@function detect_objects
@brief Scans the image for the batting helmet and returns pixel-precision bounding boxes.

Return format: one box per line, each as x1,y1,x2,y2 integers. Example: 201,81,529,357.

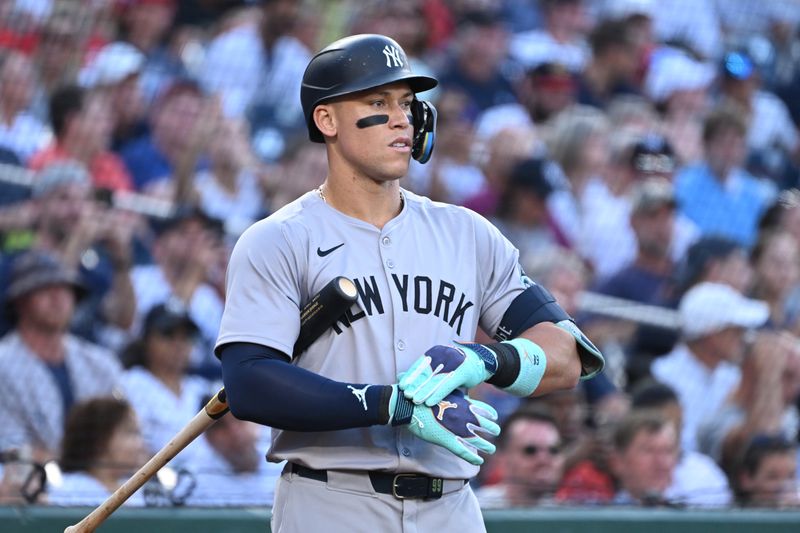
301,34,438,152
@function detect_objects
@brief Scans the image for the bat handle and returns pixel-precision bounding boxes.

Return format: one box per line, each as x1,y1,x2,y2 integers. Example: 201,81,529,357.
63,389,229,532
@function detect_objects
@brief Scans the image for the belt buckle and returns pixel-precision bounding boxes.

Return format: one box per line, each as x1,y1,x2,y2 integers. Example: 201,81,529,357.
392,474,417,499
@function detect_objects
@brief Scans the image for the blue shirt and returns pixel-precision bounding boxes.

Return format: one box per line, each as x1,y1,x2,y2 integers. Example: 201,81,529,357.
119,136,172,191
674,163,775,247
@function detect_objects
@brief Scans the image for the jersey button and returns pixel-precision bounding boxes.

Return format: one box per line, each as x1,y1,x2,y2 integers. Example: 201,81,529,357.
386,259,395,269
382,236,391,246
396,340,406,351
402,448,411,457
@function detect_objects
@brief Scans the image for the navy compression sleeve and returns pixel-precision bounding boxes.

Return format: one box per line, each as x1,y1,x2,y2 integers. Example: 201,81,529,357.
219,342,392,431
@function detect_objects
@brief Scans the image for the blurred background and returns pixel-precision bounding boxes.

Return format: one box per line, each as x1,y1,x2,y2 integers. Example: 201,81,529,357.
1,0,800,525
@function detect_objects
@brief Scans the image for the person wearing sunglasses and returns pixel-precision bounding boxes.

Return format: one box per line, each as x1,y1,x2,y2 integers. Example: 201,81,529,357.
475,404,565,508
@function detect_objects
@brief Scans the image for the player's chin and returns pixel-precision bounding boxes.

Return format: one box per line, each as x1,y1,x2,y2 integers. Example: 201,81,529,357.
375,155,411,180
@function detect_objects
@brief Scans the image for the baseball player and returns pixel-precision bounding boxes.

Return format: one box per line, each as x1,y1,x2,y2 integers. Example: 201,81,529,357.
216,34,604,533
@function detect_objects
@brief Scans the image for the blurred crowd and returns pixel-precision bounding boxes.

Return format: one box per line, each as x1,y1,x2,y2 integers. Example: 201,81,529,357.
0,0,799,511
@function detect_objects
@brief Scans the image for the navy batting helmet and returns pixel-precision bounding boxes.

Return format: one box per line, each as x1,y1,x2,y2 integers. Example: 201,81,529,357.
301,34,438,146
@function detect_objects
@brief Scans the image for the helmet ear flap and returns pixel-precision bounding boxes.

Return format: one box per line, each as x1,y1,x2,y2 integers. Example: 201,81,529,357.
411,99,437,164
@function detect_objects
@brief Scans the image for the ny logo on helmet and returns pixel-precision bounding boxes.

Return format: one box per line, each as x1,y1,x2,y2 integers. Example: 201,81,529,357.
383,45,404,68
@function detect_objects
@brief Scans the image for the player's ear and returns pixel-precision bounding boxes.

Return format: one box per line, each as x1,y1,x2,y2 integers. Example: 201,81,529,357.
314,104,337,140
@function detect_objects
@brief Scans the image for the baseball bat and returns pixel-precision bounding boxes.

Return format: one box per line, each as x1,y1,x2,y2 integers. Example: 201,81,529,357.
65,276,358,533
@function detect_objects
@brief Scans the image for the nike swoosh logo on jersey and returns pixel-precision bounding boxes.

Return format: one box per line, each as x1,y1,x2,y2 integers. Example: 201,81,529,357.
317,243,345,257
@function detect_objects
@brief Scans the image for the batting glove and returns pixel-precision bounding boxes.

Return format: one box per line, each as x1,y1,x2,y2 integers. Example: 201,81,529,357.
399,343,499,406
388,385,500,465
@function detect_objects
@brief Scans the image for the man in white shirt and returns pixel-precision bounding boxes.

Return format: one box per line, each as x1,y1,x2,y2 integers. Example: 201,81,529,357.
651,282,769,452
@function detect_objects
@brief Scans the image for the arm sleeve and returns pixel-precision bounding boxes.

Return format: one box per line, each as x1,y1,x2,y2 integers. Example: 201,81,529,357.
220,342,391,431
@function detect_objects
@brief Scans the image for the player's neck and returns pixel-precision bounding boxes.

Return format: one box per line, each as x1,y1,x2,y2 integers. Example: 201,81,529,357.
319,178,403,229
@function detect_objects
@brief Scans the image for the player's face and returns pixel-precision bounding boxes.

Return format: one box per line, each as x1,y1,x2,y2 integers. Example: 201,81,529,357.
329,82,415,183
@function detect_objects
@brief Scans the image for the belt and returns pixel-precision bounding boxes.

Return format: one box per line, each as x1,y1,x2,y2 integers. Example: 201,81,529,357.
289,463,466,500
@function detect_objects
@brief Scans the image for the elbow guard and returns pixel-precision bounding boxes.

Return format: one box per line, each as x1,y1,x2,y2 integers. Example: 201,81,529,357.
494,284,604,379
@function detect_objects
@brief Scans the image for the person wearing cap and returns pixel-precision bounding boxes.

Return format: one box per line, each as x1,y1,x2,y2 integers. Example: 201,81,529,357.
28,84,133,192
0,250,122,462
79,41,150,151
119,302,214,466
718,50,800,187
0,50,52,164
651,282,770,452
696,325,800,474
674,105,776,248
645,47,715,165
0,161,139,343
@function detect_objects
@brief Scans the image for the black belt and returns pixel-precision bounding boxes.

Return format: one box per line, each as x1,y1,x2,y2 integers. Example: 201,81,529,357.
290,463,465,500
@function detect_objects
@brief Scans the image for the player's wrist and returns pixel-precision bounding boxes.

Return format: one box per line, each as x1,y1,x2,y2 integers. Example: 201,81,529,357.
485,338,547,397
380,385,415,426
452,342,498,380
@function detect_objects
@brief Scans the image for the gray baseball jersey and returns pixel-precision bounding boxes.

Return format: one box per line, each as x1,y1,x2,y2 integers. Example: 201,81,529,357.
216,188,527,479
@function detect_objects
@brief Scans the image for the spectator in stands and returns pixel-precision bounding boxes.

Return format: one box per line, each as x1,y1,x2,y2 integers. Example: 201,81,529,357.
474,62,577,140
734,433,800,508
120,303,213,466
78,41,150,151
750,230,800,331
545,105,611,249
630,380,732,507
462,126,542,219
575,18,641,109
0,162,139,343
182,117,269,237
119,79,211,196
579,130,642,278
476,406,565,508
29,85,133,191
697,330,800,473
554,390,627,505
29,10,85,122
48,397,148,506
130,205,225,376
415,89,485,204
186,405,282,506
606,95,659,136
116,0,184,104
718,50,800,188
491,157,560,258
651,282,770,452
675,235,753,297
436,9,516,116
674,105,776,247
590,178,686,369
609,410,679,506
0,250,121,462
509,0,589,72
644,47,714,165
0,50,51,163
200,0,311,161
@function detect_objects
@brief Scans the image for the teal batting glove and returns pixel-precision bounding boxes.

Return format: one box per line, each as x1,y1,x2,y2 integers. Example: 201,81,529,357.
399,343,498,407
388,385,500,466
